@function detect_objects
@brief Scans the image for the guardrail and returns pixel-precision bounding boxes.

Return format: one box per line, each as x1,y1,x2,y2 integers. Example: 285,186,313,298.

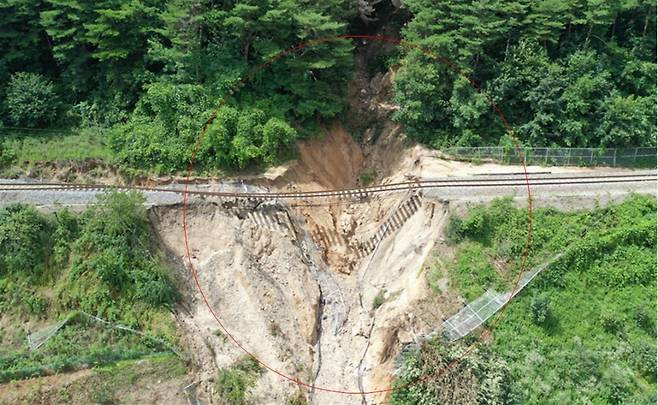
443,146,657,168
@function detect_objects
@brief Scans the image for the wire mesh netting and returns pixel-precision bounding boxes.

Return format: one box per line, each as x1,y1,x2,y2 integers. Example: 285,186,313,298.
26,311,182,356
26,319,69,351
444,147,657,168
442,254,563,342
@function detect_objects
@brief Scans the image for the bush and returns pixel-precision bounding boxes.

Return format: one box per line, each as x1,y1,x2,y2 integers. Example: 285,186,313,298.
530,294,552,326
359,168,377,186
0,204,52,279
215,356,263,405
0,142,17,167
601,312,625,335
633,307,654,334
445,214,464,244
391,340,517,404
4,73,58,128
71,191,177,310
372,289,386,310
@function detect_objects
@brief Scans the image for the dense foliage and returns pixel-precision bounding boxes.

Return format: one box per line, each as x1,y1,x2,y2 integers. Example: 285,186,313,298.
0,1,654,172
394,0,657,148
392,339,519,404
0,0,355,172
5,72,59,128
0,192,180,384
424,195,657,403
0,192,177,321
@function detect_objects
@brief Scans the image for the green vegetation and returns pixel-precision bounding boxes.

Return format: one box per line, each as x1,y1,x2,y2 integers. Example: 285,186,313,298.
89,353,187,404
0,314,175,383
372,288,386,310
1,352,186,403
215,356,264,405
1,1,654,175
412,195,657,403
5,72,59,128
393,1,656,148
359,168,377,186
286,392,308,405
0,128,112,167
392,339,518,404
0,191,178,318
0,0,355,173
0,191,180,383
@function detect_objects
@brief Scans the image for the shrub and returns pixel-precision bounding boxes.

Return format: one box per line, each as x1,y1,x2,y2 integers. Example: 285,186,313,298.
70,191,177,312
0,204,52,279
372,289,386,310
0,142,17,167
601,312,625,335
445,214,464,244
359,168,377,186
633,307,654,334
215,356,263,405
391,340,517,404
4,72,58,128
460,210,486,238
286,392,307,405
530,294,552,326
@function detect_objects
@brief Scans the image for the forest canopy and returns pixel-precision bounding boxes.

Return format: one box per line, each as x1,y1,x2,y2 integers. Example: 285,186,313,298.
0,0,655,172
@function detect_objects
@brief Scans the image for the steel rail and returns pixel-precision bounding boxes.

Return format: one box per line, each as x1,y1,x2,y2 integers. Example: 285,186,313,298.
0,173,655,200
0,171,653,188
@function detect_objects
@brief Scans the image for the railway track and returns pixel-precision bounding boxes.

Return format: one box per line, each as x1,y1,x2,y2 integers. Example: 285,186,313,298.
0,172,655,201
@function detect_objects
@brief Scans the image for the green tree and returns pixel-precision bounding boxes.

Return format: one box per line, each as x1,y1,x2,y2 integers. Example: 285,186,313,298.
596,92,656,147
0,0,53,86
261,118,296,164
5,72,58,127
83,0,167,110
40,0,97,99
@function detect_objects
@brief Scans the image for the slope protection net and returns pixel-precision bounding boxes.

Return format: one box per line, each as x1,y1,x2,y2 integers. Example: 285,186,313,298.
442,253,563,342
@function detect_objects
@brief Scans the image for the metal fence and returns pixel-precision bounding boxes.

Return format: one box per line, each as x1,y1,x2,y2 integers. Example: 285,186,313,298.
443,146,657,168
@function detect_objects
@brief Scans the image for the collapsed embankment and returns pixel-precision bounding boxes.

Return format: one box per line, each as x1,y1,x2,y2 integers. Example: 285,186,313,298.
149,122,456,404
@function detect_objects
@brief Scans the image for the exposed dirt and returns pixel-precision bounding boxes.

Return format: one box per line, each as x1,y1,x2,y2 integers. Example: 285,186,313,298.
2,39,647,404
150,200,322,403
0,356,188,405
143,118,454,402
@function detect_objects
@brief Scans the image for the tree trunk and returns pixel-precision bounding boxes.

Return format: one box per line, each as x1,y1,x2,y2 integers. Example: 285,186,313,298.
504,32,511,60
643,13,649,37
242,32,255,63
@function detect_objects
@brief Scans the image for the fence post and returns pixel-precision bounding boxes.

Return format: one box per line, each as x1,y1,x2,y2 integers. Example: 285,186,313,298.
545,148,548,165
613,148,617,167
523,148,527,165
566,148,571,166
499,147,504,162
590,149,594,166
633,147,638,166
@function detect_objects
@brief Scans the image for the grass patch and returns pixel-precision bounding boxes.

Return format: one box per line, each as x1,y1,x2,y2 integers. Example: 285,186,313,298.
215,356,264,404
90,353,186,403
0,316,177,383
0,127,113,166
286,391,308,405
420,195,657,404
372,289,387,310
359,168,377,186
